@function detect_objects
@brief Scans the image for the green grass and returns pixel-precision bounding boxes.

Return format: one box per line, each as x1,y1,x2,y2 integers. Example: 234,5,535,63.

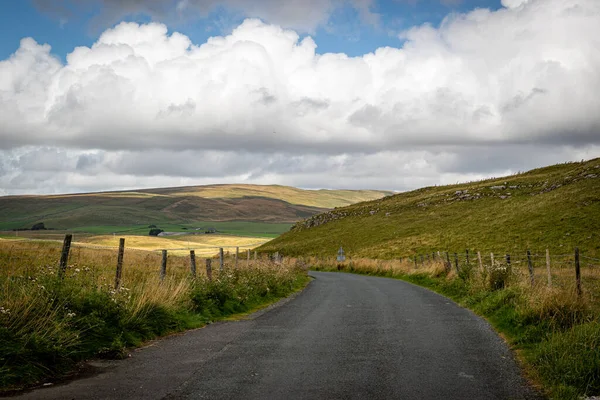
65,221,292,238
259,158,600,258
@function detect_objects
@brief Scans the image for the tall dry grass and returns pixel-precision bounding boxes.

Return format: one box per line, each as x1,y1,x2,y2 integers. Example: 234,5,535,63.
0,239,308,391
309,253,599,313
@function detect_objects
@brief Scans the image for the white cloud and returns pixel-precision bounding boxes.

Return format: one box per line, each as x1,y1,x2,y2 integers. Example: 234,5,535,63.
1,0,600,194
501,0,529,9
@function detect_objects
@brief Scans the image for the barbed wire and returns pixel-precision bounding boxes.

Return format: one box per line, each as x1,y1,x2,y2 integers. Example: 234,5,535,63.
581,255,600,262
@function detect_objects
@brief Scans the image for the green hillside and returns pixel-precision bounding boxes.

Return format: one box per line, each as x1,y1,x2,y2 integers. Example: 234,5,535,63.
0,184,391,237
259,159,600,257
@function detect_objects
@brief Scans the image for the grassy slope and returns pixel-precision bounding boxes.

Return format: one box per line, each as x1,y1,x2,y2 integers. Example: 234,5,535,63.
259,159,600,258
0,185,390,235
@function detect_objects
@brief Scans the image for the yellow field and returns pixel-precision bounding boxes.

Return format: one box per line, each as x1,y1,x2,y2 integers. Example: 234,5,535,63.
80,234,269,256
0,233,270,258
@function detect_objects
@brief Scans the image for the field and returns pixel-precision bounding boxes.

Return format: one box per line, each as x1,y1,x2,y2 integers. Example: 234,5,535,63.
259,158,600,258
0,231,271,258
0,238,309,392
69,221,293,238
0,184,391,235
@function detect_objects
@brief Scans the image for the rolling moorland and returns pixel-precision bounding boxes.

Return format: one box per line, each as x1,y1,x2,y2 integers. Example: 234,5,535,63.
259,158,600,258
0,184,391,238
2,160,600,398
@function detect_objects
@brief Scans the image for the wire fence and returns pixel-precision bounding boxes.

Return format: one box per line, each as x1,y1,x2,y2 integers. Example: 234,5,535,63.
403,247,599,300
0,235,281,291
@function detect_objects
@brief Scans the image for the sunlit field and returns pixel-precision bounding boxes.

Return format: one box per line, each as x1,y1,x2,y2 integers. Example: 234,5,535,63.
0,232,270,257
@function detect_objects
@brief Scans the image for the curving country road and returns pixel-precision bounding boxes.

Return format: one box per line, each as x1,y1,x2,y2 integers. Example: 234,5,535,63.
17,272,542,400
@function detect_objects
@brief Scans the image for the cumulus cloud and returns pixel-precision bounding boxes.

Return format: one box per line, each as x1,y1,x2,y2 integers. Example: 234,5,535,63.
501,0,530,8
1,0,600,195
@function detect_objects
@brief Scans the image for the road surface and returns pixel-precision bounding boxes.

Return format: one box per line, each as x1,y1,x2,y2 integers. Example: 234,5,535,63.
16,271,541,399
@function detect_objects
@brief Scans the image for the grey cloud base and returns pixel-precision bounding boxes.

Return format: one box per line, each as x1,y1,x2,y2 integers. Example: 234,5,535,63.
1,145,598,195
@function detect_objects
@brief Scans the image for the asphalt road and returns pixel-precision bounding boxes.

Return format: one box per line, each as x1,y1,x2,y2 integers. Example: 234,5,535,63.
16,271,542,400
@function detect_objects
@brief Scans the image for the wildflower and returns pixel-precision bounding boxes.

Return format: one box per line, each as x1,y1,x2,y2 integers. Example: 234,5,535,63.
75,268,80,273
66,312,76,318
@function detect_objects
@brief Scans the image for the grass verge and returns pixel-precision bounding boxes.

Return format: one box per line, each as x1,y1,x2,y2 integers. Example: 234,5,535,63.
0,241,309,393
311,258,599,400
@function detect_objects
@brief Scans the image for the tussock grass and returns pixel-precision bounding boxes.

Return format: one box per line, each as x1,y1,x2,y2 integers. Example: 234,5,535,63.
311,256,599,399
0,240,308,392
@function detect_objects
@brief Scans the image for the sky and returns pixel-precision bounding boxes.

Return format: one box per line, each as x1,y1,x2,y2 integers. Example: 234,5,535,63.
0,0,599,195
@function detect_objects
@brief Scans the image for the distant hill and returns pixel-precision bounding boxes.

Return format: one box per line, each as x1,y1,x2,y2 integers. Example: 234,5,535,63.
258,159,600,257
0,184,392,237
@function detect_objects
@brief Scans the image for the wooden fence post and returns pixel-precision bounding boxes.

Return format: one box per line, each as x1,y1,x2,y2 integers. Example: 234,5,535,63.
526,250,534,287
466,249,470,265
219,248,224,271
505,254,511,274
490,252,495,268
420,254,424,265
206,258,212,281
414,256,418,269
190,250,196,278
454,252,459,273
545,249,552,287
160,250,167,281
575,247,582,298
477,251,483,272
445,252,451,272
235,247,239,269
114,238,125,289
58,234,73,279
254,251,257,261
247,249,250,267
